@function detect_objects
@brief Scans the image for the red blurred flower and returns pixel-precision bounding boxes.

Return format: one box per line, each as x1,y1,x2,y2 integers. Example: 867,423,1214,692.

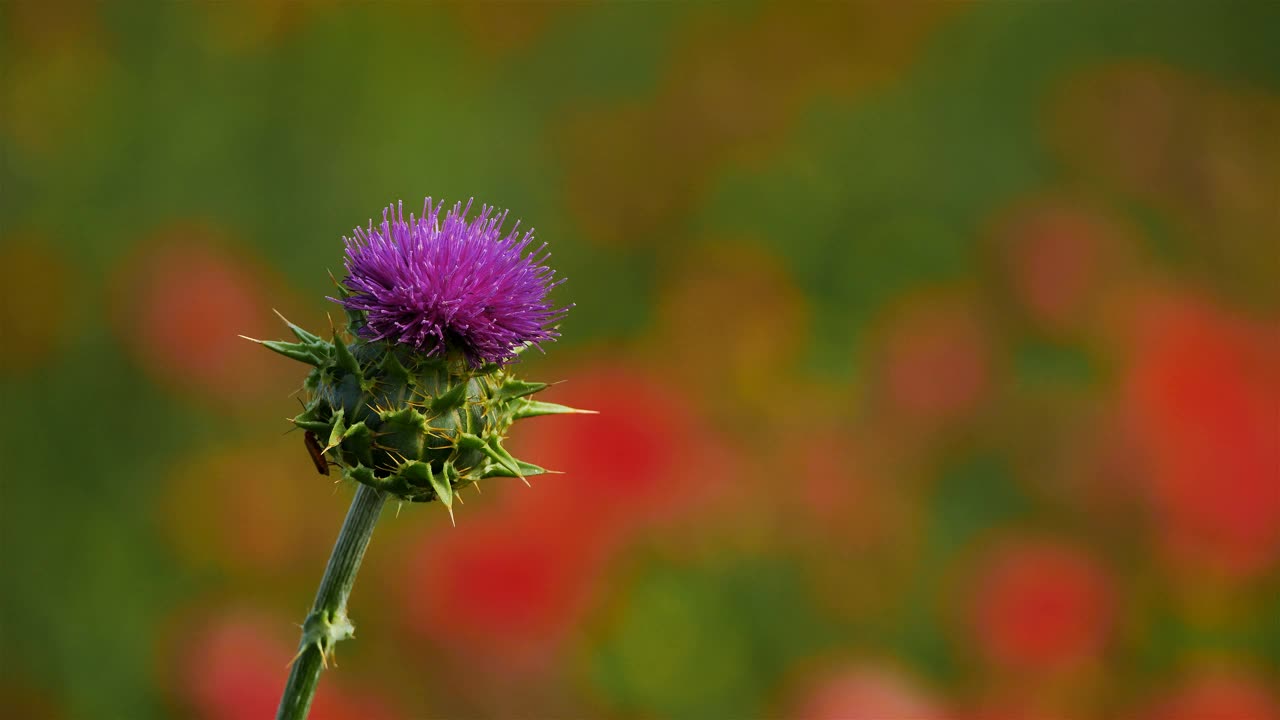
789,427,903,553
508,361,721,539
966,701,1067,720
404,361,725,668
110,224,299,410
787,664,951,720
1140,671,1279,720
404,501,604,669
969,539,1112,672
1124,292,1280,578
172,608,399,720
992,196,1131,333
875,291,993,434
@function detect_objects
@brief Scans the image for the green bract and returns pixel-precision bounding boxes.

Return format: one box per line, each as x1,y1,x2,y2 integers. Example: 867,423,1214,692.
250,311,585,520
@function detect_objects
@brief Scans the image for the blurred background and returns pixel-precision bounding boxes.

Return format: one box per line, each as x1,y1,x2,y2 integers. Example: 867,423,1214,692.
2,2,1278,719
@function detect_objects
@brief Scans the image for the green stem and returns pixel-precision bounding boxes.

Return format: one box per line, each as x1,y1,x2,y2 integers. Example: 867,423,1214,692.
276,483,387,720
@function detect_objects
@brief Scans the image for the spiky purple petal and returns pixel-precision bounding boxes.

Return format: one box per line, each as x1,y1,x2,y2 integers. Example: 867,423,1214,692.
335,198,567,366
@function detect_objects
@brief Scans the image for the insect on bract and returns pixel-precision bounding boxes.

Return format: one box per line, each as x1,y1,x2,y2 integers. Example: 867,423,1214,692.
304,430,330,476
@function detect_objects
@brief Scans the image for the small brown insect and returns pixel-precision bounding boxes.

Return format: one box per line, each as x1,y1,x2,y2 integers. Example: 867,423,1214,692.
304,431,330,476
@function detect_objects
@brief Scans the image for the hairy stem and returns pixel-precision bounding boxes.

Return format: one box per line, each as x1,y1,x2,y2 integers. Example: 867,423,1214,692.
276,483,387,720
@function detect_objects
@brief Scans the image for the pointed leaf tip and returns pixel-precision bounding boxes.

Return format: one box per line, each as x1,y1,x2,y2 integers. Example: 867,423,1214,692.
496,379,548,401
378,351,412,384
479,456,551,480
259,339,323,366
325,407,347,452
272,309,322,344
332,332,361,376
426,465,454,517
430,381,469,413
327,269,351,297
485,438,523,479
512,399,597,420
515,458,551,477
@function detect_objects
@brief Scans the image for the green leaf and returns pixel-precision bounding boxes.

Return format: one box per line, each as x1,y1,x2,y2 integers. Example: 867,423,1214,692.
325,408,346,451
332,333,361,376
429,380,469,413
272,309,322,344
396,460,432,487
511,399,597,420
427,464,453,510
483,436,523,478
377,407,428,460
479,457,549,480
291,412,332,433
245,338,323,366
378,351,411,386
342,463,376,488
455,432,487,452
495,379,547,401
338,422,373,466
329,270,365,329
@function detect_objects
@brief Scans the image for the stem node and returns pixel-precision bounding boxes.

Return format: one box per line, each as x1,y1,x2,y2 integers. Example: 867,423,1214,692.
276,484,387,720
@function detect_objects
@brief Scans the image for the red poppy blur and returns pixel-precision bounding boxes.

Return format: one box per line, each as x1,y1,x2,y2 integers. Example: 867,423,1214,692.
111,224,298,410
787,664,951,720
1124,292,1280,578
1140,671,1279,720
966,700,1067,720
507,361,718,539
404,361,723,667
403,500,604,669
993,196,1129,333
791,428,900,552
969,539,1112,671
174,609,398,720
876,292,993,433
796,431,865,532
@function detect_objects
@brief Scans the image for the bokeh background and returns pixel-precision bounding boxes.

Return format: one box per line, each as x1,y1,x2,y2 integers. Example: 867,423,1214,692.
3,2,1278,719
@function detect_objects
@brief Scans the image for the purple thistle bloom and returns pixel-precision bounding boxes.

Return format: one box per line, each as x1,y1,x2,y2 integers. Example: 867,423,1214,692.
335,198,567,366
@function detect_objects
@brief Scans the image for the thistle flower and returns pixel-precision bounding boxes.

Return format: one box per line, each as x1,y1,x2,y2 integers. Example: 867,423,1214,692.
336,199,566,366
248,195,590,720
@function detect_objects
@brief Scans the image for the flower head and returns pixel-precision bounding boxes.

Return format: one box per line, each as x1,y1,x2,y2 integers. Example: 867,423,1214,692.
336,198,566,366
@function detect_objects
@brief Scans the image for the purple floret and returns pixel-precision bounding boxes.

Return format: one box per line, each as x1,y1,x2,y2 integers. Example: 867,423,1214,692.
335,198,567,366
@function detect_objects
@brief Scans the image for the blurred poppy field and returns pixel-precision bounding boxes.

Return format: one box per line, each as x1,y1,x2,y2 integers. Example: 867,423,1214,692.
2,2,1278,719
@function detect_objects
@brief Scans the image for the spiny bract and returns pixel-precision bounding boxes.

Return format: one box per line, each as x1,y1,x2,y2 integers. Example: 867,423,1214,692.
253,311,586,517
248,197,585,517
